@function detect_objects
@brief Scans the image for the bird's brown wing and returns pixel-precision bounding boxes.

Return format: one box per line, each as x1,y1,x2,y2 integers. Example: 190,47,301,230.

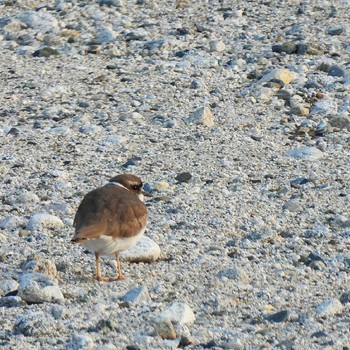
72,185,147,242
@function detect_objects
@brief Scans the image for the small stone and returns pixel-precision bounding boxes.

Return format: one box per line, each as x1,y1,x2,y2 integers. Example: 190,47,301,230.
154,320,177,340
327,25,345,35
23,258,57,278
120,286,150,305
16,191,40,204
316,299,343,317
266,309,290,322
0,296,25,308
283,199,303,212
154,182,170,190
286,147,323,161
330,115,350,131
179,336,196,347
99,0,122,7
259,69,296,85
209,40,226,52
13,311,56,336
218,268,250,283
279,42,298,54
0,215,25,230
26,213,64,231
91,26,116,45
156,302,195,326
17,272,64,303
102,135,126,145
120,236,161,263
175,172,192,183
51,305,67,320
67,334,94,350
186,106,215,127
275,89,291,100
290,104,309,116
222,337,244,350
33,47,59,58
340,292,350,304
18,229,31,237
310,96,337,116
0,279,19,296
328,65,347,77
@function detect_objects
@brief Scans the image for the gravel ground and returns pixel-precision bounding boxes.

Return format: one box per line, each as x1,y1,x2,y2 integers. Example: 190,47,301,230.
0,0,350,349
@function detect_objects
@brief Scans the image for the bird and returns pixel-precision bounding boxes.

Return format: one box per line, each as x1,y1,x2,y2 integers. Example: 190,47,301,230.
71,174,149,282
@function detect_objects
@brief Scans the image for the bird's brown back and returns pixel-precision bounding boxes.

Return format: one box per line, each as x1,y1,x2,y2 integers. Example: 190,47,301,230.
73,184,148,241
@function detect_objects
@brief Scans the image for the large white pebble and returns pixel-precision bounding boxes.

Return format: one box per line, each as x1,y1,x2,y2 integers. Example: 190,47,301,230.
26,213,64,231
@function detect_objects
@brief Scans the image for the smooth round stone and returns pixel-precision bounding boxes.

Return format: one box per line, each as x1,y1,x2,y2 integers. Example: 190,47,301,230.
316,298,343,316
286,147,323,161
0,279,19,296
209,40,226,52
259,69,296,85
328,65,346,77
26,213,64,231
67,334,94,350
120,236,161,262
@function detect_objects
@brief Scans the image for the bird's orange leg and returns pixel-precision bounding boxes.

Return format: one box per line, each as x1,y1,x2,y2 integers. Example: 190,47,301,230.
95,252,110,282
110,252,125,281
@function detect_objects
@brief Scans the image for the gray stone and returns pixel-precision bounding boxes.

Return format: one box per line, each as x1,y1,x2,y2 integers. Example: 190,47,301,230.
23,258,58,278
328,65,347,77
120,236,161,263
0,296,25,308
310,97,337,116
218,268,250,282
330,114,350,131
0,279,19,296
0,215,25,230
33,47,60,58
286,147,323,161
186,106,215,127
316,298,343,316
16,11,59,34
13,311,56,336
67,334,94,350
120,286,150,304
283,199,303,212
51,305,68,320
327,25,345,35
26,213,64,231
266,309,290,322
91,26,116,45
259,69,296,85
17,272,64,303
209,40,226,52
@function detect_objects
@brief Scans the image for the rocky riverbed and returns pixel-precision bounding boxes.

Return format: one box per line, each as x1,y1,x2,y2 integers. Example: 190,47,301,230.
0,0,350,349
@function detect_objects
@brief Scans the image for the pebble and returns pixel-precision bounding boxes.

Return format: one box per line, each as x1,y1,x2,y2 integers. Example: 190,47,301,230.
120,236,161,262
259,69,296,85
185,106,215,127
33,47,59,57
26,213,64,231
286,147,323,161
330,114,350,130
17,272,64,303
23,258,58,278
0,279,19,296
282,199,303,212
175,172,192,183
328,65,347,77
209,40,226,52
67,334,94,350
309,96,337,116
327,25,345,35
120,286,150,305
154,319,177,340
0,295,25,308
0,215,25,230
266,309,290,323
156,302,196,326
13,311,56,336
316,299,343,317
218,268,250,283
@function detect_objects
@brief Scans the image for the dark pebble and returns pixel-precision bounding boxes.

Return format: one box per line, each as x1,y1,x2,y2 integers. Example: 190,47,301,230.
126,346,140,350
78,101,90,108
327,26,345,35
175,172,192,183
33,47,59,58
0,296,25,308
276,89,291,100
99,0,120,6
7,127,20,136
16,34,34,46
311,330,328,338
266,309,290,322
179,336,195,347
340,291,350,304
328,65,346,77
203,340,218,348
296,43,309,55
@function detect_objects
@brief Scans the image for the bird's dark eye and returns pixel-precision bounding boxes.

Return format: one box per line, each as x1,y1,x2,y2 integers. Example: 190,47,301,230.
131,185,139,191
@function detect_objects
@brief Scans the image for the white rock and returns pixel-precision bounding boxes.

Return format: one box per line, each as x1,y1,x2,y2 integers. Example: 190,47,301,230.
286,147,323,161
156,302,196,326
186,106,215,127
16,11,59,34
67,334,94,350
40,85,68,100
26,213,64,231
120,286,150,304
16,191,40,204
259,69,296,85
209,40,226,52
121,236,161,262
0,215,25,230
316,298,343,317
23,259,58,278
102,135,127,145
310,96,337,116
17,272,64,303
0,279,19,296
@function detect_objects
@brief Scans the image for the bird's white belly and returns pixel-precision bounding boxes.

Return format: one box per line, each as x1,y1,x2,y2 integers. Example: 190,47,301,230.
82,228,145,255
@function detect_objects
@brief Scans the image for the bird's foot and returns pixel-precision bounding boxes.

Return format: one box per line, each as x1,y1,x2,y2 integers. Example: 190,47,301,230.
95,275,126,282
